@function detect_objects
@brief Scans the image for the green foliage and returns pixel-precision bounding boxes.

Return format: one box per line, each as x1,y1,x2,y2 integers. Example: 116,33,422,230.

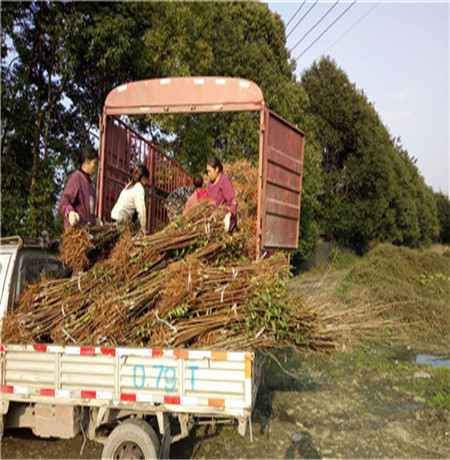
1,2,84,237
301,56,439,253
291,137,323,267
434,192,450,243
244,277,294,343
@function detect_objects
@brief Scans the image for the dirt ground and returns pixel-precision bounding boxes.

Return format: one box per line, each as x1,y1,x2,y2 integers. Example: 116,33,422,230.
2,260,449,459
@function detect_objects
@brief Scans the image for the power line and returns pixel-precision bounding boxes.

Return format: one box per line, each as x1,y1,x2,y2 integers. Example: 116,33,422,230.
324,2,380,54
295,0,358,61
286,0,319,39
289,1,341,55
285,1,307,30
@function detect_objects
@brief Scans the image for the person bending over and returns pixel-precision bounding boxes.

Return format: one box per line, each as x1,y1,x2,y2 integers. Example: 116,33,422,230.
111,165,150,232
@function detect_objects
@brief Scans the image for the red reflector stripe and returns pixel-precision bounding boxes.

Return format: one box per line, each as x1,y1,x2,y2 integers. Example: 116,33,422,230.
152,349,163,357
33,345,47,353
100,347,116,356
41,389,55,397
164,396,180,405
81,390,97,399
1,385,13,393
120,393,137,401
80,347,95,355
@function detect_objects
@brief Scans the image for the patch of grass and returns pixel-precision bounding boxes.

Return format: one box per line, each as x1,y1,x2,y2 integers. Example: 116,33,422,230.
333,249,360,270
412,367,450,410
333,281,350,295
332,347,412,374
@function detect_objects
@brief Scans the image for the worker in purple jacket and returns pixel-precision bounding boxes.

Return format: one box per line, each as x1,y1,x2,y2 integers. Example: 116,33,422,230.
59,145,98,228
206,156,237,233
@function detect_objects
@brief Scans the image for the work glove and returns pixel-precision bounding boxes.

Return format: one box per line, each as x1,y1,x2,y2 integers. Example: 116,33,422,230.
224,214,231,232
68,211,80,226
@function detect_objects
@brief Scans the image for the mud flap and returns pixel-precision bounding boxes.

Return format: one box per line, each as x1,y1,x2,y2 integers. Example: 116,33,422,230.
157,412,171,459
238,416,247,437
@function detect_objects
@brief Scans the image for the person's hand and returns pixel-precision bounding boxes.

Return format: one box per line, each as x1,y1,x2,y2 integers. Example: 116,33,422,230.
224,213,231,232
95,217,103,226
68,211,80,226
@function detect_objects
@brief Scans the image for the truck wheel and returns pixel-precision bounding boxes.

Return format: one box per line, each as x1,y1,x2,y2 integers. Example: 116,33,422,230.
102,418,160,460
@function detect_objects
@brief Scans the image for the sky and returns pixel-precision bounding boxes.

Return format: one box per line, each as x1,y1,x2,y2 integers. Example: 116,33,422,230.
267,0,449,195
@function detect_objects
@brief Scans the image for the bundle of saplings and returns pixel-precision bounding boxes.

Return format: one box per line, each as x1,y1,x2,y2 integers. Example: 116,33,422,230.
3,160,383,351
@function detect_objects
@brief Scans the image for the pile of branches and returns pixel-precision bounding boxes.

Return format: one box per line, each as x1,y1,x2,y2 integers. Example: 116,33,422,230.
224,160,258,260
163,160,258,258
2,197,337,351
3,160,382,351
60,224,120,272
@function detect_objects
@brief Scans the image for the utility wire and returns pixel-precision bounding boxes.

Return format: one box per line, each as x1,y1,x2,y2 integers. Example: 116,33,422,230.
295,0,357,61
289,1,341,54
264,0,311,79
324,2,380,53
285,1,306,30
286,0,319,39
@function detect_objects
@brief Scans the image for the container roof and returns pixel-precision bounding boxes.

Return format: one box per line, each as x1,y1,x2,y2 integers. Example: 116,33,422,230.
104,77,265,115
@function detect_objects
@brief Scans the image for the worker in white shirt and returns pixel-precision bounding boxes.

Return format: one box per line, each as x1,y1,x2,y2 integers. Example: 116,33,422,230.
111,164,150,232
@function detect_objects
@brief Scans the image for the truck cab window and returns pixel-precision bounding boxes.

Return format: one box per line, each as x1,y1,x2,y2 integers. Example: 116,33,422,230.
18,255,62,296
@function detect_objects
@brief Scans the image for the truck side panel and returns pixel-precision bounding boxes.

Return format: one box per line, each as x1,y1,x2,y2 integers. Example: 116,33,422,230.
258,109,305,251
1,345,257,418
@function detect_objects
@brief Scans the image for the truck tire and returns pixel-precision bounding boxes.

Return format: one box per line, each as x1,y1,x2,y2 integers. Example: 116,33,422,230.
102,418,161,460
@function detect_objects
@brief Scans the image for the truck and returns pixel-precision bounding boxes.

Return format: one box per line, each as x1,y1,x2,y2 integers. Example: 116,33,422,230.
0,77,305,459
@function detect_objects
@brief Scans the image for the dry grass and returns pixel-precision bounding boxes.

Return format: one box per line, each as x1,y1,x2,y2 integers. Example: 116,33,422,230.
345,244,450,353
289,243,450,353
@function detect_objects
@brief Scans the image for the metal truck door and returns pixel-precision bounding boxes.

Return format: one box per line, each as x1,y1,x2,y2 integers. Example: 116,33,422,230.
257,108,305,253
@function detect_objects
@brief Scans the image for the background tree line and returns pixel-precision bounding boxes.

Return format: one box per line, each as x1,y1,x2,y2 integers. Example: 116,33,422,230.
1,2,448,264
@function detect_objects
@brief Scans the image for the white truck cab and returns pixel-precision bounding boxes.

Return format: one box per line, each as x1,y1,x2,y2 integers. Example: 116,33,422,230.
0,236,61,322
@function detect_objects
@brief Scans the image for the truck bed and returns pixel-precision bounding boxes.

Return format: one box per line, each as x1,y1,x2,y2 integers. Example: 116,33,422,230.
0,344,263,419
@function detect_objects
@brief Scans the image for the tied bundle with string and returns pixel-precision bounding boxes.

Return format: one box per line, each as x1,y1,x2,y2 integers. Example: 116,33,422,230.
2,200,233,345
3,199,303,350
60,224,120,272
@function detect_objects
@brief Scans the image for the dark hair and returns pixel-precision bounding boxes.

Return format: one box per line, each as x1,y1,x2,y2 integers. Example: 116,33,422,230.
207,156,223,173
193,174,203,188
131,164,150,186
79,145,98,166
